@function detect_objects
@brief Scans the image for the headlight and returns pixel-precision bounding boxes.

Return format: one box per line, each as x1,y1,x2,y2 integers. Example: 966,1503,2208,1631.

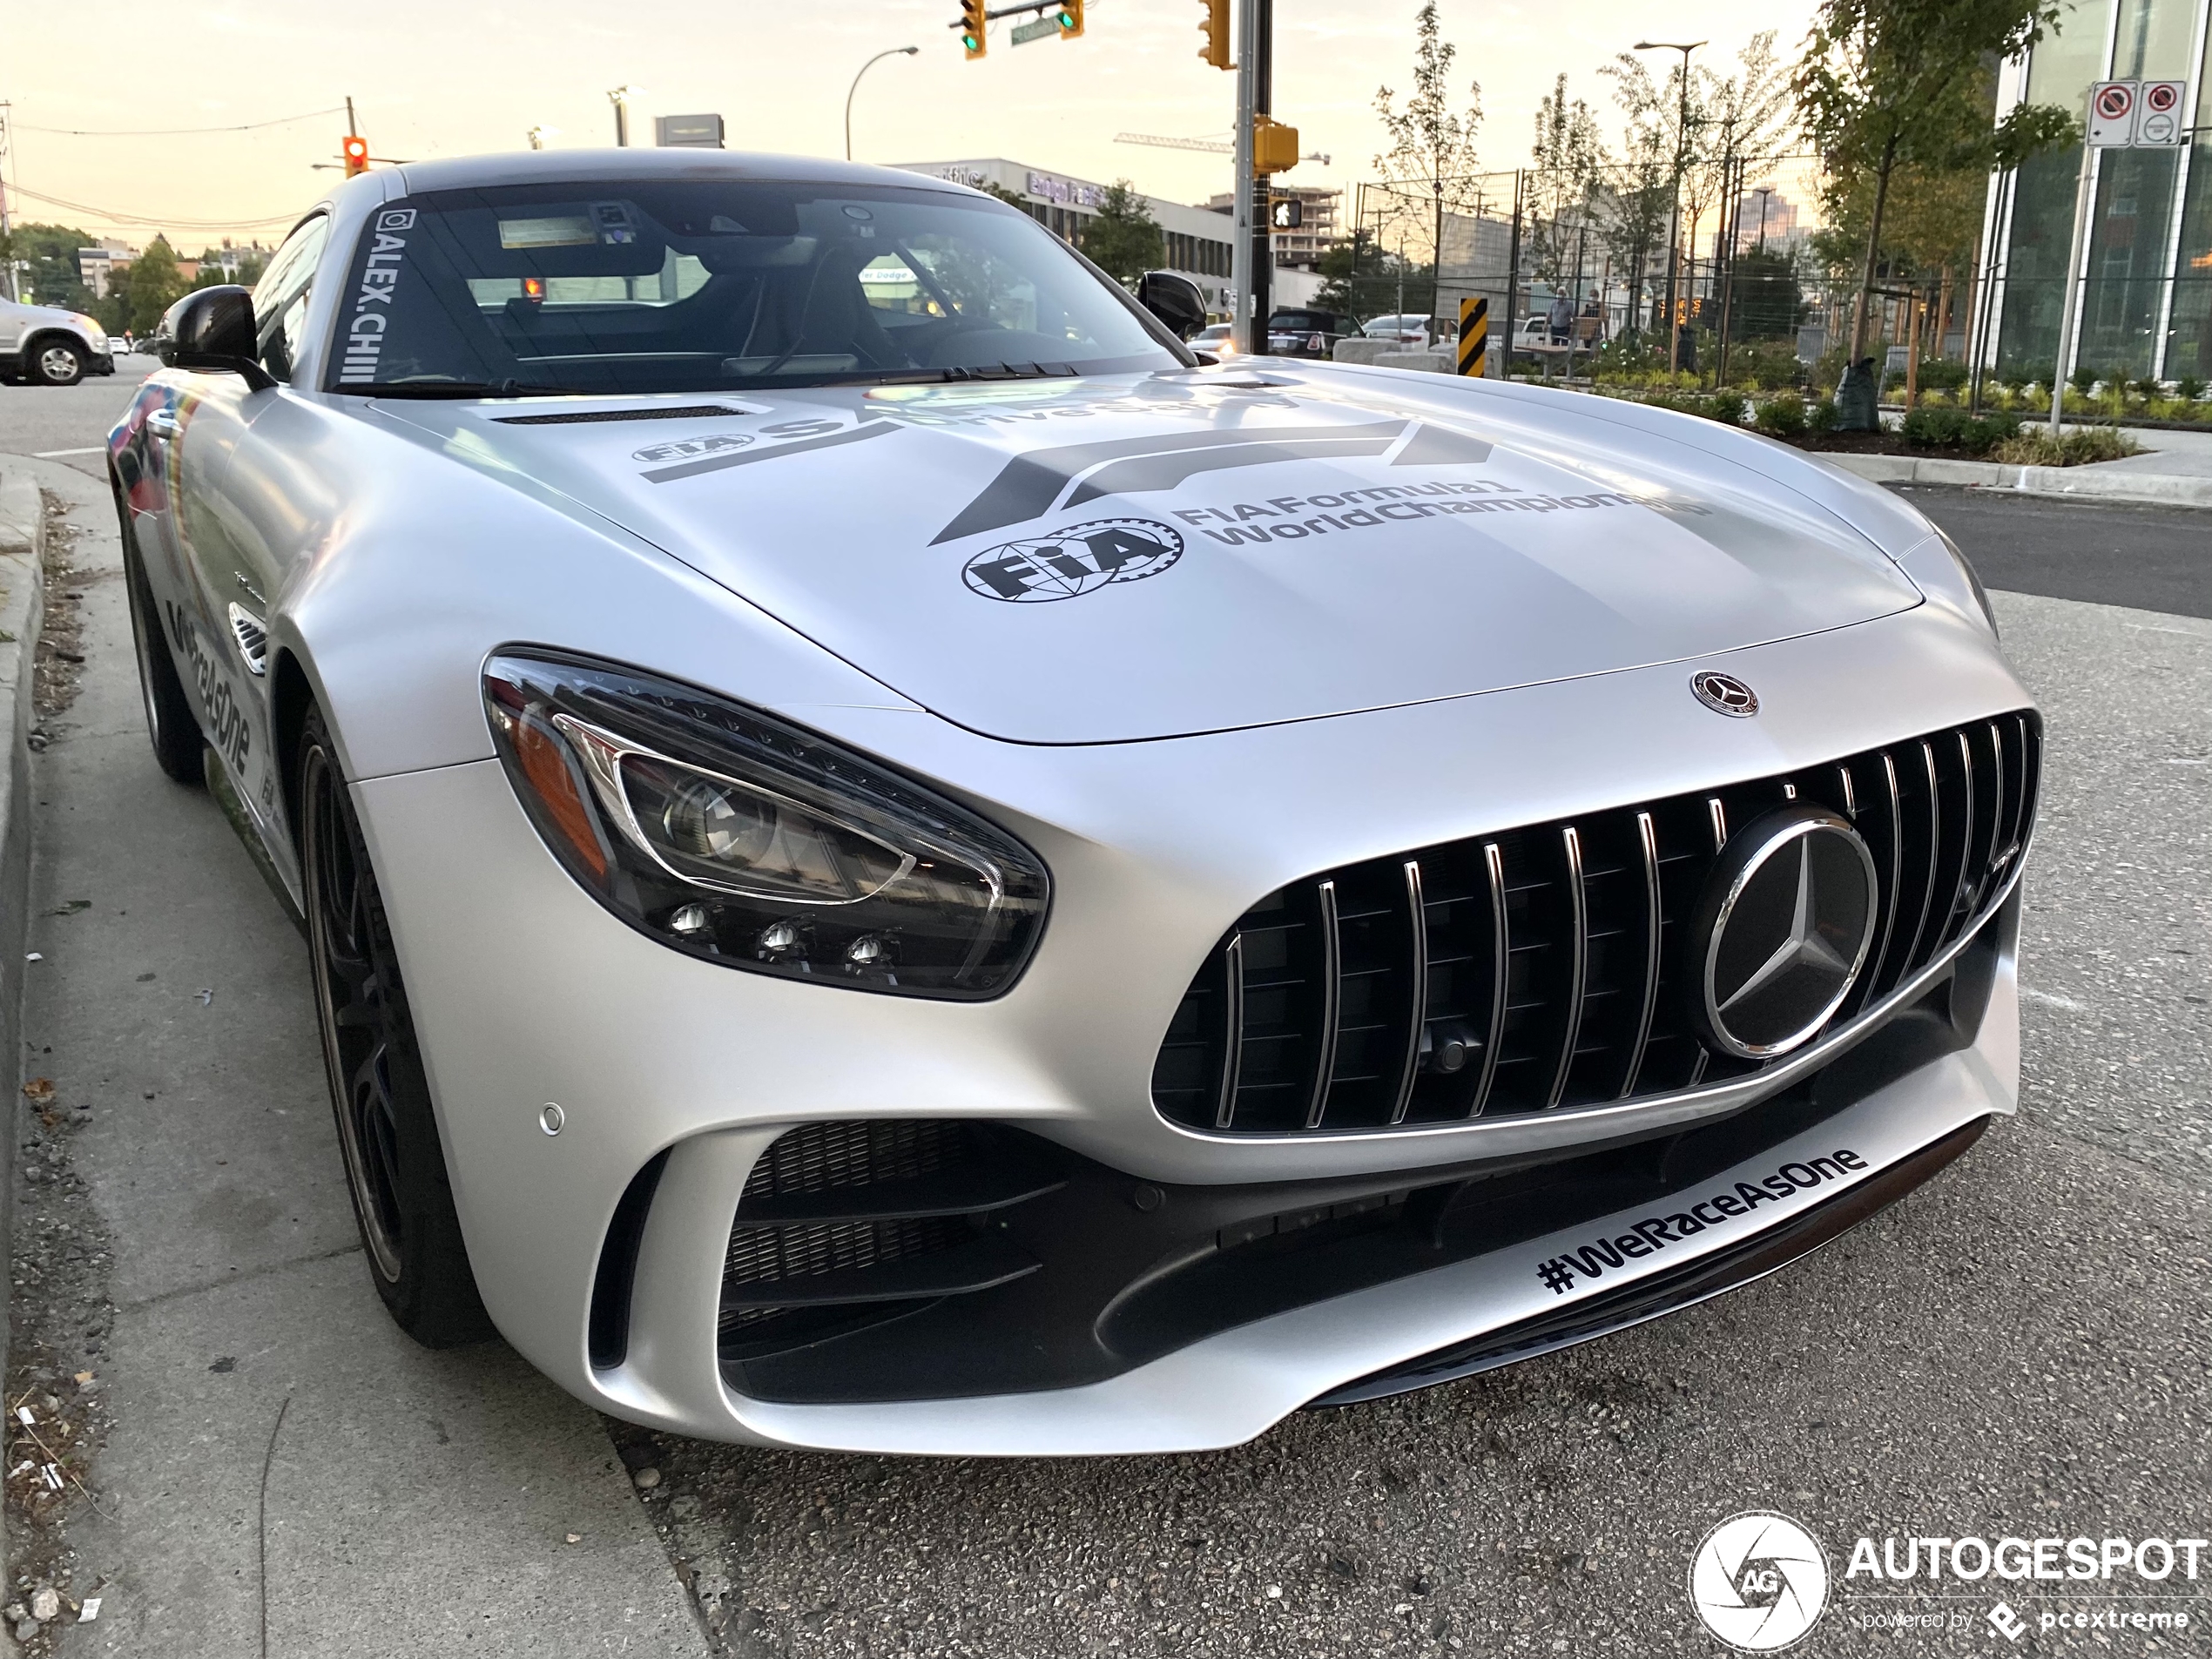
482,652,1049,998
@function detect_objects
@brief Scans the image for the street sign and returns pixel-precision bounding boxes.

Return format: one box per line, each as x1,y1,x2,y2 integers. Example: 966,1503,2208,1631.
1458,296,1488,377
2088,80,2137,146
1011,15,1059,44
2138,79,2187,145
655,114,725,148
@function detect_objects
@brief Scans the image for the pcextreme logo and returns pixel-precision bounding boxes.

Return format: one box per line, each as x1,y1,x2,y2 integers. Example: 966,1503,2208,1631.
1689,1512,1830,1651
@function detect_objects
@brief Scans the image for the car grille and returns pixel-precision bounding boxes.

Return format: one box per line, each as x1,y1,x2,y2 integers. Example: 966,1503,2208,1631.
1151,711,2040,1135
718,1119,1063,1361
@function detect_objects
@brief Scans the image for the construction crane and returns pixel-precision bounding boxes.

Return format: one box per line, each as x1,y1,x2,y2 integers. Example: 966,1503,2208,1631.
1114,132,1330,165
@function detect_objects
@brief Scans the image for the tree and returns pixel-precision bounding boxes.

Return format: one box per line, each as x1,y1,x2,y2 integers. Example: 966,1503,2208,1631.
125,236,188,336
1373,0,1484,270
1594,57,1676,334
1681,33,1796,263
1082,182,1164,284
1312,229,1433,320
1796,0,2076,357
1527,75,1608,290
0,221,98,310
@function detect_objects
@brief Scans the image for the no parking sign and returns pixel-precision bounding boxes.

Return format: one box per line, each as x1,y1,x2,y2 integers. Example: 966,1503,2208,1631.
2087,79,2189,146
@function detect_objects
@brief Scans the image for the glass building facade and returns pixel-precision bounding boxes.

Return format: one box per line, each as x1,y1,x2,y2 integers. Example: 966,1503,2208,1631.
1992,0,2212,381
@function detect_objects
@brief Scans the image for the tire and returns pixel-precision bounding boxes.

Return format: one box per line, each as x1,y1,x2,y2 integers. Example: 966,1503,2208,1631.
30,337,85,387
118,505,206,786
300,707,493,1345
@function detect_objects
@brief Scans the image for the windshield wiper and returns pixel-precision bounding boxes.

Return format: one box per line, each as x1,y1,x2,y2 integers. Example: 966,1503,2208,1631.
935,362,1077,382
337,380,596,400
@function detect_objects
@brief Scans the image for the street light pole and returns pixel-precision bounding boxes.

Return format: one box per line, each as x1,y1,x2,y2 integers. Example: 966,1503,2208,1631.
846,47,920,161
1753,185,1774,253
1633,39,1703,373
607,86,643,147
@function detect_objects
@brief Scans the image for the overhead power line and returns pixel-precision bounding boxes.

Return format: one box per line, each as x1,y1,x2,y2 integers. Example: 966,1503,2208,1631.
14,105,348,138
6,182,307,231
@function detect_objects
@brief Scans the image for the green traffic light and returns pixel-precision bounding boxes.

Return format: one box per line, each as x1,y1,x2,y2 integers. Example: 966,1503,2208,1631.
1056,7,1075,22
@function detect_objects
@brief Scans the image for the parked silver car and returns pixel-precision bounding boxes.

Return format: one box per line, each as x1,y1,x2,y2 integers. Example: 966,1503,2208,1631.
1,297,113,385
111,150,2035,1454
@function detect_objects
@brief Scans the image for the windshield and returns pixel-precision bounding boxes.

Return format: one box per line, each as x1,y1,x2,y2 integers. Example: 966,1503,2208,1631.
327,180,1183,395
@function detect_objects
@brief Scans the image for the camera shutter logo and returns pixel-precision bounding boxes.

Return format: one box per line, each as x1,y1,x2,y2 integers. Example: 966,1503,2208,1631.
962,518,1184,603
1688,1512,1829,1651
375,208,418,233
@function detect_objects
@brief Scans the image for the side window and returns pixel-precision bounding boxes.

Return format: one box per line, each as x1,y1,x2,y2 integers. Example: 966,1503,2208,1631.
252,216,330,383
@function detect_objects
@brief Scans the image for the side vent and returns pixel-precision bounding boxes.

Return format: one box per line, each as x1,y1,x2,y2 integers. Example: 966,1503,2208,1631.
719,1121,1064,1364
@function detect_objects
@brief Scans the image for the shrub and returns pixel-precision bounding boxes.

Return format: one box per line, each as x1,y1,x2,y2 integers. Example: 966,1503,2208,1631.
2175,374,2207,401
1706,388,1748,426
1754,394,1807,436
1807,396,1839,434
1992,425,2143,466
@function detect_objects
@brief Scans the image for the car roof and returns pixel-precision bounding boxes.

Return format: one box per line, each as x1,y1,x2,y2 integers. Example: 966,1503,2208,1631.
391,148,981,199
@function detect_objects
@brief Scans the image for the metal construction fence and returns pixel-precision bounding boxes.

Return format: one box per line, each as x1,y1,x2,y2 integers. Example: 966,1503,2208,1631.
1338,153,1912,381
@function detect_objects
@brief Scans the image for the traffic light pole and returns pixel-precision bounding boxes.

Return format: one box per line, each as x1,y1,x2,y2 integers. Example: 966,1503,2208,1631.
1237,0,1272,354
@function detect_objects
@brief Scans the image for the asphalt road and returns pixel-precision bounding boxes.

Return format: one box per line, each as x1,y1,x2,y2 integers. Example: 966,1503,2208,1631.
3,375,2208,1657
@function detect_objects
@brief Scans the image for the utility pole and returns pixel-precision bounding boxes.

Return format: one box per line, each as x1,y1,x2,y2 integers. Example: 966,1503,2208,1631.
1231,0,1256,349
0,102,16,302
1634,40,1703,374
1243,0,1274,354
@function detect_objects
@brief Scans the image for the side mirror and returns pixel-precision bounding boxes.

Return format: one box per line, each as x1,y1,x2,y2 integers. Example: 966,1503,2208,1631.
1135,270,1208,341
154,286,275,391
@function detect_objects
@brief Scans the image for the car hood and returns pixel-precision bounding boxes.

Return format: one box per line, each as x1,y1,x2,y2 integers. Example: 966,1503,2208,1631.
374,367,1922,745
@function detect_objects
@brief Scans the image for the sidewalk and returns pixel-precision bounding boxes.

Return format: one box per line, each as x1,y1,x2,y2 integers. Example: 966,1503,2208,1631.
4,456,708,1657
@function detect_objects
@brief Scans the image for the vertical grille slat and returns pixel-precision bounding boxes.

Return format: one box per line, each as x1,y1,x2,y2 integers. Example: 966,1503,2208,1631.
1213,934,1246,1130
1468,841,1511,1117
1618,812,1664,1098
1388,861,1429,1125
1544,827,1589,1109
1305,880,1344,1129
1152,711,2040,1136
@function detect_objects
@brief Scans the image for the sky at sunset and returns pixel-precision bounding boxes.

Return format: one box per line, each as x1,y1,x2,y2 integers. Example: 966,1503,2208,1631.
5,0,1820,251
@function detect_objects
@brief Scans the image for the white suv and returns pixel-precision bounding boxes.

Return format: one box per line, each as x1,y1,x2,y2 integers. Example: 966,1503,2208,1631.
0,298,114,387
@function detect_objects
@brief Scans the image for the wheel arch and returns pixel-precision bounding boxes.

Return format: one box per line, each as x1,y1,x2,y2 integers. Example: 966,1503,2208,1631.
272,645,319,853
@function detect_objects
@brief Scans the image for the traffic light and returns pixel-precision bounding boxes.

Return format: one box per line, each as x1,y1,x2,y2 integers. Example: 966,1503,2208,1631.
342,133,369,177
1057,0,1083,38
1197,0,1230,69
961,0,988,57
1252,117,1300,173
1270,197,1304,230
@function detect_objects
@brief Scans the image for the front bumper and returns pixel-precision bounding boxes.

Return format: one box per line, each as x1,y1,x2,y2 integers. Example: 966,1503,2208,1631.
350,595,2032,1453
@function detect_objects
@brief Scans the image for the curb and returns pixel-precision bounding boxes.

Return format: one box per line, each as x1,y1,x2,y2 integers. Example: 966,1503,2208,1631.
0,462,49,1603
1809,452,2212,509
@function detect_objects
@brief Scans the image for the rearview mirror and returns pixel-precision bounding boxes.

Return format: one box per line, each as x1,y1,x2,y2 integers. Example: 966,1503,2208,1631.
155,287,275,391
1135,271,1207,341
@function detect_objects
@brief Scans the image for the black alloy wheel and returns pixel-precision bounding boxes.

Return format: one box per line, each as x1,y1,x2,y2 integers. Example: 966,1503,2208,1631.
300,707,491,1345
32,339,84,387
117,497,206,786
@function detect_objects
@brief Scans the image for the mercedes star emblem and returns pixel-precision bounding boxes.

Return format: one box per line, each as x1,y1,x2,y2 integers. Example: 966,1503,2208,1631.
1690,807,1878,1059
1691,671,1759,718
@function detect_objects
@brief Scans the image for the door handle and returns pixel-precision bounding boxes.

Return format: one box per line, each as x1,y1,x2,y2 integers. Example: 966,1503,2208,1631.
145,409,182,440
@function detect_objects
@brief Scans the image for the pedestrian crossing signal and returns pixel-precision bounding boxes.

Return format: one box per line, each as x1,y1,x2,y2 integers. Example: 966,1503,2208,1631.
1270,198,1303,230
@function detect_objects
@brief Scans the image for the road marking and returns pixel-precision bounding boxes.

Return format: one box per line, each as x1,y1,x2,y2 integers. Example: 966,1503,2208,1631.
31,447,104,459
2021,986,2087,1012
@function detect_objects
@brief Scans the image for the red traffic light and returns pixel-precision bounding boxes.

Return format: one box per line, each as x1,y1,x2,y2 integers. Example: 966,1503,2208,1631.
342,134,370,176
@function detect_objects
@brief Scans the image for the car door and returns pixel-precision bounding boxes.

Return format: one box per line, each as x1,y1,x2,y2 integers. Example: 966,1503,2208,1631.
161,213,331,850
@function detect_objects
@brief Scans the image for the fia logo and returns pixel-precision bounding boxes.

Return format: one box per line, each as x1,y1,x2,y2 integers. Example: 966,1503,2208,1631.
632,434,752,465
961,518,1183,604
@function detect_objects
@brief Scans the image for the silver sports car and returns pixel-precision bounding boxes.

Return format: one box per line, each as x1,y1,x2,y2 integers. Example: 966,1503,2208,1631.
111,151,2035,1455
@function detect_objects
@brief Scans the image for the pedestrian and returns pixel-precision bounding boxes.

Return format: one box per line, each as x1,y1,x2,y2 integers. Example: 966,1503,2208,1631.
1548,290,1574,346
